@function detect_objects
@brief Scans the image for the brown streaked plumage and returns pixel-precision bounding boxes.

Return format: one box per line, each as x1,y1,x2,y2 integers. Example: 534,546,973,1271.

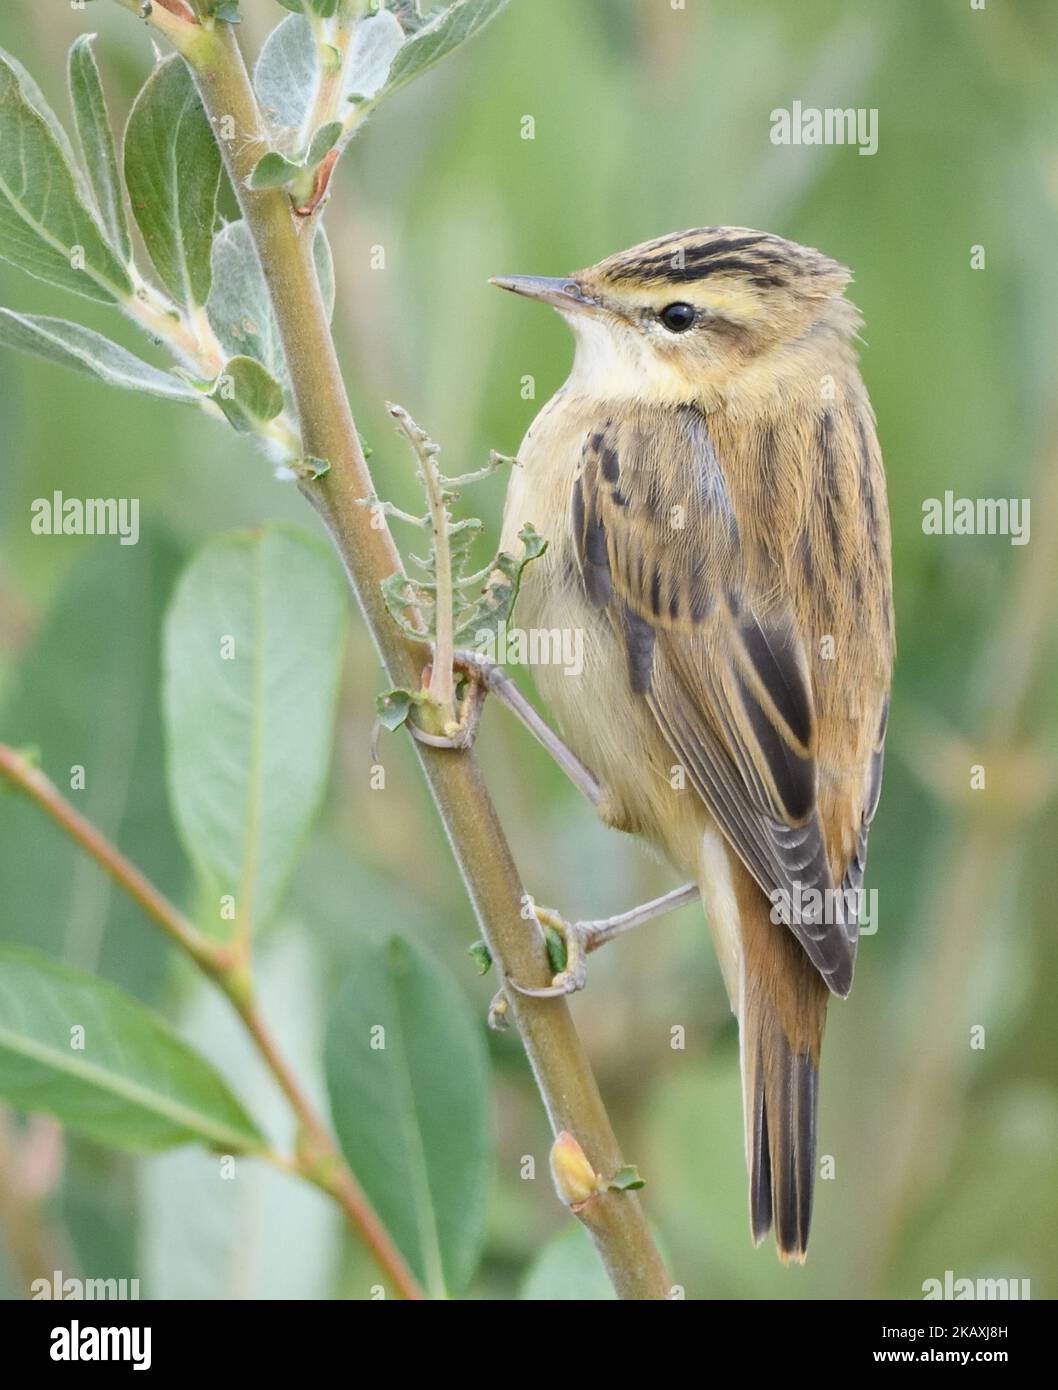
494,227,894,1261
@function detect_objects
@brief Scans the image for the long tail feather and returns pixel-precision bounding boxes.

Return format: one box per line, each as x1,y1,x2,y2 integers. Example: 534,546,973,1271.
732,858,829,1262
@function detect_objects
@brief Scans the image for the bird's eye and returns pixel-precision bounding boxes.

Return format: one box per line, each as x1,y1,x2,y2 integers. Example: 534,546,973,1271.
659,302,696,332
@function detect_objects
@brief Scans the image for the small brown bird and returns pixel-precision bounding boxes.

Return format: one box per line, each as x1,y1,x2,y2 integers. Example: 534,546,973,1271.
493,227,893,1261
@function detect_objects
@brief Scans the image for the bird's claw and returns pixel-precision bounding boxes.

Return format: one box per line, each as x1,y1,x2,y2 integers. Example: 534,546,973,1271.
407,673,487,750
510,907,590,997
509,968,586,998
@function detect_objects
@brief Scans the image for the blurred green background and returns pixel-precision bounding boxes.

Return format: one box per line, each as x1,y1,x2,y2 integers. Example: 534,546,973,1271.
2,0,1057,1300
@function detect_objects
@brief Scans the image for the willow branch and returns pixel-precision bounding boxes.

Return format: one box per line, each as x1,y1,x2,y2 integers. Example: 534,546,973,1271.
0,744,423,1302
177,18,670,1299
0,745,219,975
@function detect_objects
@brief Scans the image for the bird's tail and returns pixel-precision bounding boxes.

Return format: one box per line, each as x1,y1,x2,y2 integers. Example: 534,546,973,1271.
730,857,830,1263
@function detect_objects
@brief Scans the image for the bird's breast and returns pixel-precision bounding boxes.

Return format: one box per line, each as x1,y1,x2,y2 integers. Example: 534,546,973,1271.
498,392,713,871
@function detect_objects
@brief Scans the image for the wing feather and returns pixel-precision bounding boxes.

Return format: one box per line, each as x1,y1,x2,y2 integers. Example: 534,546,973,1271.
571,410,883,996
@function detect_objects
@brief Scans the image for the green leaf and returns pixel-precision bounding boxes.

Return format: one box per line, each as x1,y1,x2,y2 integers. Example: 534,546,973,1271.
454,523,548,646
3,48,92,205
0,945,264,1154
0,308,199,403
247,150,304,191
0,536,188,1001
520,1224,617,1301
608,1164,646,1192
379,571,430,642
306,118,343,165
382,0,511,100
123,55,222,310
467,940,492,976
543,922,566,976
375,685,425,731
207,355,284,432
206,218,334,383
162,525,347,935
324,934,492,1298
0,48,131,302
246,121,340,192
255,14,319,133
67,35,132,264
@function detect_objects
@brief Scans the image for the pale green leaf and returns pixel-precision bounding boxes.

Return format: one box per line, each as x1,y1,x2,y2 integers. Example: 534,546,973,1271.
254,14,318,134
162,525,347,934
345,9,405,101
1,47,93,210
123,55,222,309
0,308,199,403
324,933,492,1297
0,945,264,1154
141,937,340,1299
520,1224,617,1301
67,35,132,264
206,219,334,383
382,0,511,100
208,354,285,432
0,49,131,302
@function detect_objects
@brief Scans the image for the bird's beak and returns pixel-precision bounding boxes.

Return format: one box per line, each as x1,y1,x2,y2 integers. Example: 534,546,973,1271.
489,274,597,315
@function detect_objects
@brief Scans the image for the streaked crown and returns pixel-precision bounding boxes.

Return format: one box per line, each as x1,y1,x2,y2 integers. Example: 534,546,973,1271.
586,226,850,298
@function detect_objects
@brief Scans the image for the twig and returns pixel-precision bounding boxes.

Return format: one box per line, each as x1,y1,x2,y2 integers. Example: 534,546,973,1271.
387,405,458,729
0,745,219,976
0,744,424,1302
176,18,670,1298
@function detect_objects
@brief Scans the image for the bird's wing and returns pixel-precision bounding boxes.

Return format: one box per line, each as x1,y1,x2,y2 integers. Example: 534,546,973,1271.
842,696,888,899
571,408,871,996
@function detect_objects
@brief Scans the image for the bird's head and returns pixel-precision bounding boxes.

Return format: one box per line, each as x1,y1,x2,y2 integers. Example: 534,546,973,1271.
491,226,858,404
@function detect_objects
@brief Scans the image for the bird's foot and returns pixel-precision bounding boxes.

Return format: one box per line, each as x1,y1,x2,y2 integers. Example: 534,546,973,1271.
406,666,488,750
510,906,592,998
